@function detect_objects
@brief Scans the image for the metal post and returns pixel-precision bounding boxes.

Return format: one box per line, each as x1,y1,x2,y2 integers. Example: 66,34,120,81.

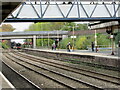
72,26,75,51
42,35,43,47
95,30,98,52
111,35,114,55
118,21,120,57
57,30,59,50
48,33,49,47
33,35,36,48
111,26,114,55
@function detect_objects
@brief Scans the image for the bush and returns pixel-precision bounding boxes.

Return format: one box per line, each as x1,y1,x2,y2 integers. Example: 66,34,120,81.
59,34,111,50
1,42,9,49
115,32,120,44
75,36,88,49
97,34,111,46
59,38,73,49
36,39,54,47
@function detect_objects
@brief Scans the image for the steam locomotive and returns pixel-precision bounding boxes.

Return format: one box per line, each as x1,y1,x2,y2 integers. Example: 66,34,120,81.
11,42,21,49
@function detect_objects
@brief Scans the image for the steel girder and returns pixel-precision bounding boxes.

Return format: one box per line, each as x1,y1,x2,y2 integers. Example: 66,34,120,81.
5,0,120,22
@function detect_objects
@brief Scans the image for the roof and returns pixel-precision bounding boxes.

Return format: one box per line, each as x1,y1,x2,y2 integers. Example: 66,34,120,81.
68,29,107,36
1,1,22,23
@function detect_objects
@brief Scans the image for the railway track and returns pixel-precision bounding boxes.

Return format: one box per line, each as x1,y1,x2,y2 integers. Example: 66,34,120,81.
3,54,75,89
3,51,120,89
14,51,120,85
3,52,104,89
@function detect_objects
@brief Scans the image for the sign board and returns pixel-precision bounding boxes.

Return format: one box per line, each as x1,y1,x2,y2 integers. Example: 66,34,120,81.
71,36,76,38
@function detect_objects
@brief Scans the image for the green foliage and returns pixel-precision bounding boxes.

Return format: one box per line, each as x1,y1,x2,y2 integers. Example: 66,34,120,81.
59,38,73,49
97,34,111,46
26,22,66,31
36,39,54,47
96,33,101,36
24,22,88,47
75,36,88,49
59,34,111,50
115,32,120,44
2,43,9,49
0,41,9,49
76,24,88,30
25,22,88,32
24,38,54,48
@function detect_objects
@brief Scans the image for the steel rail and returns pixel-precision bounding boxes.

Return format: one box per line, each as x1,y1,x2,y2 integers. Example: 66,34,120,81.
15,51,120,85
4,54,78,89
5,53,104,89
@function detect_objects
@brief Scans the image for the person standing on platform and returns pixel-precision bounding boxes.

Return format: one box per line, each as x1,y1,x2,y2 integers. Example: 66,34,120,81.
67,42,72,52
91,42,94,52
52,43,56,50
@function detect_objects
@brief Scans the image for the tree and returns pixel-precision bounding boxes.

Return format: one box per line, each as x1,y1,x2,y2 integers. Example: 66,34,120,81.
59,38,73,49
1,24,15,32
76,24,88,30
26,22,88,32
0,24,15,49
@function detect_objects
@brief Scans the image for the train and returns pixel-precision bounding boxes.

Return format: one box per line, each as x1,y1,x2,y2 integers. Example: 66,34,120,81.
11,42,22,50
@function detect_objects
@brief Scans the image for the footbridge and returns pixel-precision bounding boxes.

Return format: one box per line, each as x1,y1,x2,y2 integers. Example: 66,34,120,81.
4,0,120,22
0,31,68,48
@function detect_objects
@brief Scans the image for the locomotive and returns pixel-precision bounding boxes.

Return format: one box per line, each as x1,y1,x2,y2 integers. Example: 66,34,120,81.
16,43,21,50
11,42,21,49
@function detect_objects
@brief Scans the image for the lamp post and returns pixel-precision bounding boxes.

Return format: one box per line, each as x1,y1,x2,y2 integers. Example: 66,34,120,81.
42,35,44,47
48,32,49,47
95,30,98,52
111,34,114,55
72,24,78,51
68,24,78,51
40,23,50,48
72,26,75,51
111,26,115,55
57,30,59,50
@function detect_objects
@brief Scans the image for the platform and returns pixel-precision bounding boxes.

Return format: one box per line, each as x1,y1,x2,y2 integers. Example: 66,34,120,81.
0,72,15,89
26,48,119,59
23,48,120,70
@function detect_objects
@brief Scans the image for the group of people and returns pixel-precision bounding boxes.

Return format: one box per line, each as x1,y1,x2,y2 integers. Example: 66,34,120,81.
66,41,96,52
51,40,120,53
51,41,101,52
52,41,72,52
